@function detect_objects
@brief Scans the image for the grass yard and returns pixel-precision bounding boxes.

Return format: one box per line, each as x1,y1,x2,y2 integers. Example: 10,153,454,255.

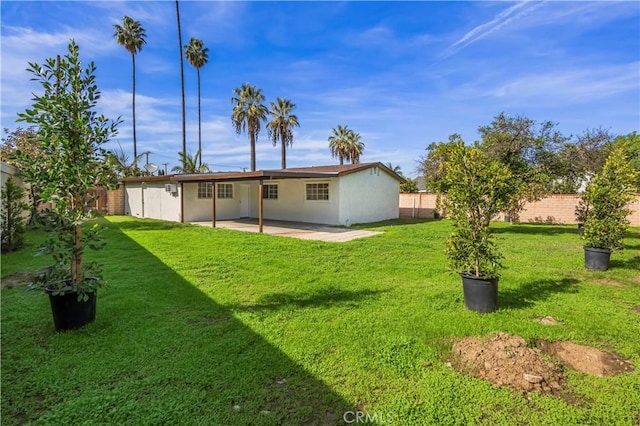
2,216,639,425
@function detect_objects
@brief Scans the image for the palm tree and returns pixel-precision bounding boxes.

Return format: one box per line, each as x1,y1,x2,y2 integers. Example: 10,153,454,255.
113,16,146,168
184,38,209,168
267,97,299,169
328,124,351,165
346,130,365,164
385,162,403,176
106,143,145,178
231,83,268,171
171,150,210,174
176,0,186,161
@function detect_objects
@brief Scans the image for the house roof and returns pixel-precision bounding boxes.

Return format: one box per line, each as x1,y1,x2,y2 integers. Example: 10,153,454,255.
122,162,405,184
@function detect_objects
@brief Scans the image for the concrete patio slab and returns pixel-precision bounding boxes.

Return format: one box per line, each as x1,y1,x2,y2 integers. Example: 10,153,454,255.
191,219,381,242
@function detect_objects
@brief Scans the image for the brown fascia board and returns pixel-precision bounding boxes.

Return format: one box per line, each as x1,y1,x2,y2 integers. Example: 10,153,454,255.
120,162,404,184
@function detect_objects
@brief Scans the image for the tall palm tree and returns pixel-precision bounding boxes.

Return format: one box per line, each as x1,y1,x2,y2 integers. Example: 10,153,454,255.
106,143,145,178
328,124,351,165
385,162,403,176
171,150,210,174
113,16,146,168
267,97,299,169
176,0,186,162
231,83,268,171
346,130,365,164
184,38,209,167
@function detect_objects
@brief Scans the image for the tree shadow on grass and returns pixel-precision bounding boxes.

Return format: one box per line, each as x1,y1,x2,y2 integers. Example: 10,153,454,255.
492,224,579,236
610,255,640,271
226,288,387,313
499,278,580,310
1,218,353,425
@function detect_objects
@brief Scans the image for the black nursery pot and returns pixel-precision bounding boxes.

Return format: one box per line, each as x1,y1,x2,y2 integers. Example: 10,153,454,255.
47,290,97,331
584,247,611,271
461,274,498,313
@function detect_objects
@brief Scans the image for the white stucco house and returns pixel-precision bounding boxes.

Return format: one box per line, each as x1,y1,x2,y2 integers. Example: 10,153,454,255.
122,162,403,228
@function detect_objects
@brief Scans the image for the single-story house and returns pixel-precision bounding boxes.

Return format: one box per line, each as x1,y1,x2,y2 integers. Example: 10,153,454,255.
122,162,403,229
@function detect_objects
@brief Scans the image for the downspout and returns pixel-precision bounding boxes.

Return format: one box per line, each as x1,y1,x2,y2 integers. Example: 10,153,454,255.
212,182,216,228
258,179,264,233
180,182,184,223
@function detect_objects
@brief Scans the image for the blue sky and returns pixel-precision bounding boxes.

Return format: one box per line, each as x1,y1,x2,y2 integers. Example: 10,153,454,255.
1,1,638,177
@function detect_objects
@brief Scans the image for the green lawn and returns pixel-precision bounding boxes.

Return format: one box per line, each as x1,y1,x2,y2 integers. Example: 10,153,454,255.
2,217,639,425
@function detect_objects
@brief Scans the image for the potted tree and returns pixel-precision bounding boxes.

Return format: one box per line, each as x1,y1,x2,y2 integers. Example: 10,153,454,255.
16,41,120,331
581,147,637,271
441,140,516,313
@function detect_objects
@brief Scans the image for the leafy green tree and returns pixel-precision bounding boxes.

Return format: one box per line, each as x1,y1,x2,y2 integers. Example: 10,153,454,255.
478,112,567,221
442,140,516,278
609,131,640,190
267,97,299,169
184,38,209,167
400,179,418,193
1,127,44,224
328,124,351,165
16,40,120,298
171,151,210,174
582,147,638,250
417,135,461,193
231,83,268,171
113,16,146,168
1,177,29,252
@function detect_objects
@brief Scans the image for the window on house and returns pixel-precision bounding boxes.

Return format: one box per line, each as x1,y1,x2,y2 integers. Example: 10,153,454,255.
262,184,278,200
217,183,233,199
197,182,212,199
306,183,329,201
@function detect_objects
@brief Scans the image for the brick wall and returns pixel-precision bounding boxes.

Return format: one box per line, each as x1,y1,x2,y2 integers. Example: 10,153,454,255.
107,186,125,215
399,193,640,226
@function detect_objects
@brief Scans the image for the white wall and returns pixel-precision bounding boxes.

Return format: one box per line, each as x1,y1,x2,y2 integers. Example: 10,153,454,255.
338,167,400,226
124,182,181,222
182,182,240,222
252,178,341,225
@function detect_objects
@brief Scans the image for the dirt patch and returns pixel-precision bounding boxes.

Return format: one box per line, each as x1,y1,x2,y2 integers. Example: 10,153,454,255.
533,316,560,325
451,333,566,395
537,340,635,377
633,306,640,314
1,271,39,289
593,278,626,287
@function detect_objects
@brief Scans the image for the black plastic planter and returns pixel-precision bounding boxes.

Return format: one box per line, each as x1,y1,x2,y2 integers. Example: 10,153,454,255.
48,291,97,331
461,274,498,313
584,247,611,271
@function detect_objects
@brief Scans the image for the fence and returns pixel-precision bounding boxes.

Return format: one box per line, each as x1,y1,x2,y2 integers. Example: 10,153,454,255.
399,193,640,226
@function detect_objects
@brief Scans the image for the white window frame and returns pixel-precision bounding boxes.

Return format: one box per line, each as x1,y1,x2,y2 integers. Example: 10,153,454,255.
197,182,212,199
262,184,278,200
217,183,233,199
305,182,330,202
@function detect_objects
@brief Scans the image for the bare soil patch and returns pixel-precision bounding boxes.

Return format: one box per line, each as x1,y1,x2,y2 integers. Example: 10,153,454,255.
633,305,640,314
1,271,39,289
533,316,560,325
451,333,566,395
593,278,626,287
537,340,635,377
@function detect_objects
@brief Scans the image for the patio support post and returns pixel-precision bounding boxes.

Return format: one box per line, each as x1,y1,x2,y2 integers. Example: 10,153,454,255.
211,182,216,228
258,179,264,233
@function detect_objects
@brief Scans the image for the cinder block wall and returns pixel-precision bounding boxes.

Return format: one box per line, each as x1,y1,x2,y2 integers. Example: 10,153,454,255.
399,193,640,226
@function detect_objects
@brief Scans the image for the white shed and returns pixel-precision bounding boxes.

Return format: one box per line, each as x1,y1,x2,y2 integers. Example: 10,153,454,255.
122,162,402,228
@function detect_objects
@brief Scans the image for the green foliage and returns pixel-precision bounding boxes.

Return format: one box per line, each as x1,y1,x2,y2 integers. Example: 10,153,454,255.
171,150,210,174
582,147,638,250
610,131,640,191
443,141,516,278
267,97,299,169
328,125,364,165
400,179,418,193
15,40,119,298
231,83,268,172
1,176,29,252
478,112,567,219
